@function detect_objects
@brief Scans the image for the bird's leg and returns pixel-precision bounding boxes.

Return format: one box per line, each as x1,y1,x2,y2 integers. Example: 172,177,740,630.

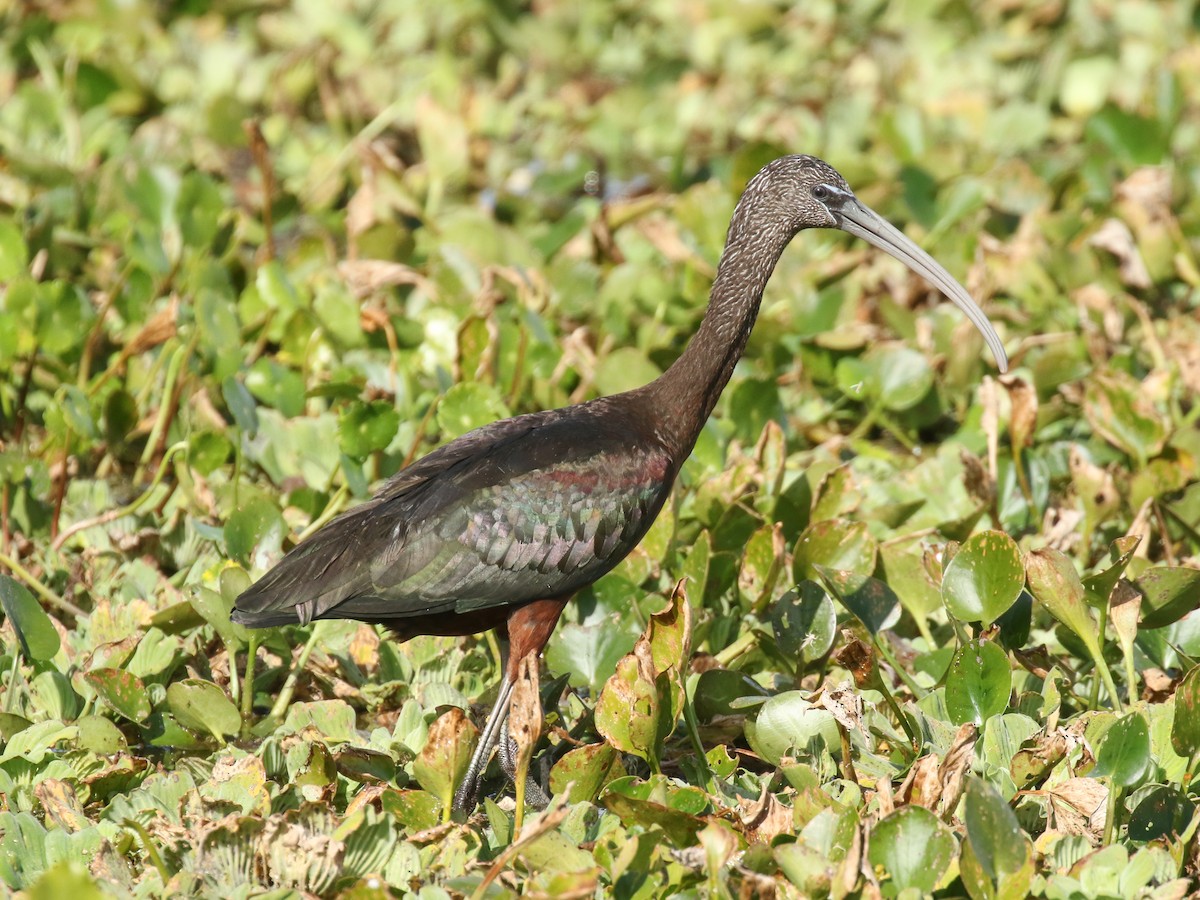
453,671,515,813
453,595,571,812
497,716,552,809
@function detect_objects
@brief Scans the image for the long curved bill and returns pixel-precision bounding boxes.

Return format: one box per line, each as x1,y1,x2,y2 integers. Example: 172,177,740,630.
830,193,1008,373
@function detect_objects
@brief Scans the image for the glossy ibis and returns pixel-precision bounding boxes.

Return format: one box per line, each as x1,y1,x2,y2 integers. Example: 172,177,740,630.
231,155,1008,810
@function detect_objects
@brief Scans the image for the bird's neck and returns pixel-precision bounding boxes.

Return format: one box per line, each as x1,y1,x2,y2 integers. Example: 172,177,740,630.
643,207,793,461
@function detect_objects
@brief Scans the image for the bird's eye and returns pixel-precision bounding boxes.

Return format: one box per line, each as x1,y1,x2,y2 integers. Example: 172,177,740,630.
813,184,831,201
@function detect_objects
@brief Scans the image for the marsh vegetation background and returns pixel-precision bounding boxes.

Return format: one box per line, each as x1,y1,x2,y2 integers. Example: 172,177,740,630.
2,0,1200,896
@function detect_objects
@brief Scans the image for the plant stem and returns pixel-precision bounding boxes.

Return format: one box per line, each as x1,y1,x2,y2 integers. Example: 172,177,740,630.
241,631,260,735
268,621,326,722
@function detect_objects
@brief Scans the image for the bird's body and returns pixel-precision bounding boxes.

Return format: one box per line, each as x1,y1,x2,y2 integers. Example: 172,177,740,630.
232,155,1008,810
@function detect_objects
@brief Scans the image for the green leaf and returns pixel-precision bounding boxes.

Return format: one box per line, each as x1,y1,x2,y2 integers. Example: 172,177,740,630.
1091,711,1151,787
941,530,1024,625
339,399,400,457
435,382,511,441
1127,785,1195,843
1024,549,1098,656
76,715,127,755
0,574,60,661
548,743,624,803
84,668,152,723
868,806,956,893
166,679,241,740
871,345,935,411
945,639,1011,726
0,217,29,281
744,691,839,766
816,567,900,636
693,668,770,722
411,708,476,819
1081,535,1140,605
769,581,837,663
545,619,638,691
224,497,285,566
594,644,661,767
1171,665,1200,756
963,775,1031,881
1135,567,1200,629
794,518,877,583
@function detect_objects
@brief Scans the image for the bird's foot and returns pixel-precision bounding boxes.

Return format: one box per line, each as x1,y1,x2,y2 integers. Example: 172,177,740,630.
498,733,552,809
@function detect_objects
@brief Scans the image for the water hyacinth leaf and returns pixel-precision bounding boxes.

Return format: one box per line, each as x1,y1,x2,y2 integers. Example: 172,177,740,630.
1092,711,1151,787
1127,785,1195,843
338,399,400,457
545,619,638,691
769,581,837,663
412,708,477,819
1081,535,1140,605
871,345,935,411
436,382,511,441
166,679,241,740
744,691,840,766
941,530,1024,624
0,574,59,661
946,639,1012,726
963,776,1031,881
868,806,955,893
1171,665,1200,756
224,497,285,567
693,668,770,722
548,743,624,803
1082,372,1167,464
380,790,442,833
793,518,877,583
647,580,692,678
1135,567,1200,629
84,668,152,723
879,543,942,621
222,376,259,435
816,567,900,636
1024,549,1099,655
595,641,661,767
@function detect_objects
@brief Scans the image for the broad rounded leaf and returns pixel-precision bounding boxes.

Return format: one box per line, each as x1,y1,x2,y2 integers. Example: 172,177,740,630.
412,707,477,816
1135,567,1200,629
816,567,900,636
868,806,956,893
770,581,836,662
963,776,1029,880
941,530,1023,624
745,691,840,766
1092,711,1151,787
167,679,241,739
871,345,935,411
548,743,624,803
84,668,152,723
436,382,511,441
224,497,285,566
338,399,400,457
793,518,877,583
1127,785,1195,843
945,639,1011,726
0,574,60,661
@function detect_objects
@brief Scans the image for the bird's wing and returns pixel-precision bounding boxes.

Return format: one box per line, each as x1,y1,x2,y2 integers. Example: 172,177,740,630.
231,407,674,627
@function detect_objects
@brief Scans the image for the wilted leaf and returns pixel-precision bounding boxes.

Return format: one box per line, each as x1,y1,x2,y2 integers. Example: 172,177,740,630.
412,708,477,819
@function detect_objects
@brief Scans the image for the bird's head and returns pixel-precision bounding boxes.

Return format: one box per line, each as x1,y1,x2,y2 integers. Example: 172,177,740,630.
743,155,1008,372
